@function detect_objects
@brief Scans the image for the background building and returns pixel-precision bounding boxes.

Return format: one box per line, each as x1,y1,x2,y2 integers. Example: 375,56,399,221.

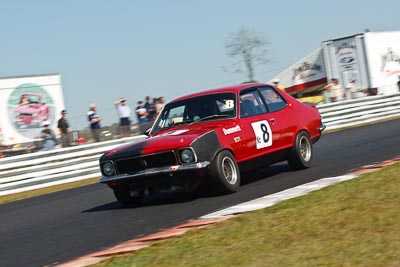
270,30,400,103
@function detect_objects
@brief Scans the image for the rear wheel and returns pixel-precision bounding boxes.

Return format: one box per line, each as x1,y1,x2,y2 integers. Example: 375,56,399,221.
113,187,143,205
287,131,313,170
209,150,240,194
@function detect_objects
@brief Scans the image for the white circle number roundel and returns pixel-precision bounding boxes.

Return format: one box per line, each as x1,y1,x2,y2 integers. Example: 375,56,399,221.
251,120,273,149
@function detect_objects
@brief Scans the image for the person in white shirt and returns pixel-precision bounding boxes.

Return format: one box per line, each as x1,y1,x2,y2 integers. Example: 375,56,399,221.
324,78,344,102
115,97,132,137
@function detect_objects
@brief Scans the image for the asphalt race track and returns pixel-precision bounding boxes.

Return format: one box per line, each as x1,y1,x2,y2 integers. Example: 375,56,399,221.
1,119,400,267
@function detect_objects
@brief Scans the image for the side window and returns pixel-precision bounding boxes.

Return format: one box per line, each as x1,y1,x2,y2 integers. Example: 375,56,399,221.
239,90,267,118
259,86,287,112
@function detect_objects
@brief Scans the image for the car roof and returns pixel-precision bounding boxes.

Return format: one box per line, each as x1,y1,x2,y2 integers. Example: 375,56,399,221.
171,83,269,102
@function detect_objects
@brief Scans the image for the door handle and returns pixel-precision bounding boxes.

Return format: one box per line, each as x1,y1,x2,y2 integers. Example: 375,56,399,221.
269,118,276,123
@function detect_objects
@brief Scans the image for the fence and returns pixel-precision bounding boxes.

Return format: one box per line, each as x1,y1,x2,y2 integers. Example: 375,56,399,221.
0,93,399,196
318,93,400,130
0,136,145,196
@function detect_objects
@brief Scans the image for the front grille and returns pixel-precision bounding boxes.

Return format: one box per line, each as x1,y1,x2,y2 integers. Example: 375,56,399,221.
115,151,178,174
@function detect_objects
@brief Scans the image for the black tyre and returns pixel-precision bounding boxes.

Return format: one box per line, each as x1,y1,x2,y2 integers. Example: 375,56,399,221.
209,150,240,194
287,131,313,170
113,187,143,205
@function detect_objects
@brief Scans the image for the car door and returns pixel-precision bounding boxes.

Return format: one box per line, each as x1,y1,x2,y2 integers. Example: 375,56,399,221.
258,86,294,150
237,88,277,160
238,86,294,161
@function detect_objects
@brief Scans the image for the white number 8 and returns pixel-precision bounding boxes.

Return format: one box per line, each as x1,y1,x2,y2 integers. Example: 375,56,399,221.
225,100,234,109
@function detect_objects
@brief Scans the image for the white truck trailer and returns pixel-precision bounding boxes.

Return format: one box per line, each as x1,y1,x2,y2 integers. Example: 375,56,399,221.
271,31,400,102
322,31,400,95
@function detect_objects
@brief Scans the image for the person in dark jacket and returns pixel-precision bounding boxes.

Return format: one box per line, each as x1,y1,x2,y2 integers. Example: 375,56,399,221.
88,103,102,142
57,110,71,147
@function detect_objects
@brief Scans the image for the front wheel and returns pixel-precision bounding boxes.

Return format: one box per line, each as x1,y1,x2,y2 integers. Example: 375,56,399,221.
113,187,143,205
287,131,313,170
209,150,240,194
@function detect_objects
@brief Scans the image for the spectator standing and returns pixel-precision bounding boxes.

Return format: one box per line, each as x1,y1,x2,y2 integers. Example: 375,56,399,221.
144,96,156,120
40,120,56,150
57,110,71,147
345,79,364,99
136,100,148,124
397,76,400,92
324,78,343,103
136,100,151,134
88,103,102,142
155,96,165,116
115,97,131,137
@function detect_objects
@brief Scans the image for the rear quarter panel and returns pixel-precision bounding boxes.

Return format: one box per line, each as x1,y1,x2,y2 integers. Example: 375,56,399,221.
288,99,322,141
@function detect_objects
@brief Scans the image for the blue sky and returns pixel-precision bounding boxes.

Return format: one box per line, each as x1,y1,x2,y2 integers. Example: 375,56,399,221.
1,0,400,130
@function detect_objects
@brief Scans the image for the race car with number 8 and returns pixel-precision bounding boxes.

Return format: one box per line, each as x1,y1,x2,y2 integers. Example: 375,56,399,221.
99,83,325,204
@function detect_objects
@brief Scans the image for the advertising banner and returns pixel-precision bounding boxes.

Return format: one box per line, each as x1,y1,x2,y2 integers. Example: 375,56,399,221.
271,48,327,93
0,74,65,145
364,31,400,94
333,37,359,74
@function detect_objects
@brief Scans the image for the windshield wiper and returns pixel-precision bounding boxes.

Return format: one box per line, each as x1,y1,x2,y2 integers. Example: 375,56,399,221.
189,114,230,125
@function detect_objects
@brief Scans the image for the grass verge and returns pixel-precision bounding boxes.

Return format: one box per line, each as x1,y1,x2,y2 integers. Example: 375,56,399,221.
0,177,99,205
94,163,400,266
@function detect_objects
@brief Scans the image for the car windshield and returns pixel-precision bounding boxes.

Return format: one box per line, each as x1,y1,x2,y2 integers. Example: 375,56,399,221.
20,95,40,104
151,92,236,133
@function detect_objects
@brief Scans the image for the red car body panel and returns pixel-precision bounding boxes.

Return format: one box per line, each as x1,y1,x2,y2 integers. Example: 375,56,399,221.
105,128,214,157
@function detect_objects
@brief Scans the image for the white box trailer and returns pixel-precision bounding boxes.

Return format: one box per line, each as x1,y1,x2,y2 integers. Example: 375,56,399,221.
322,31,400,95
0,73,65,146
364,31,400,94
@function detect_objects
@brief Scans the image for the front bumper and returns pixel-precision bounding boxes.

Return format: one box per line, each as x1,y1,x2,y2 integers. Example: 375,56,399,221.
99,161,210,184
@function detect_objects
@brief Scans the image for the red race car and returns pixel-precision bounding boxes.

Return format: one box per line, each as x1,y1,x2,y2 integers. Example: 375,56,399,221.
99,83,325,204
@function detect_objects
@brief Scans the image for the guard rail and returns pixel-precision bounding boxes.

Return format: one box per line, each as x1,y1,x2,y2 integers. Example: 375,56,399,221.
0,136,146,196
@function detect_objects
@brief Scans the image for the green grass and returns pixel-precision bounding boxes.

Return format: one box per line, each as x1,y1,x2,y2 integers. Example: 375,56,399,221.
94,163,400,267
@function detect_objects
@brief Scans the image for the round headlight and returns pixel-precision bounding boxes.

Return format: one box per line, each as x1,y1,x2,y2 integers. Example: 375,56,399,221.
102,162,115,176
180,149,195,163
